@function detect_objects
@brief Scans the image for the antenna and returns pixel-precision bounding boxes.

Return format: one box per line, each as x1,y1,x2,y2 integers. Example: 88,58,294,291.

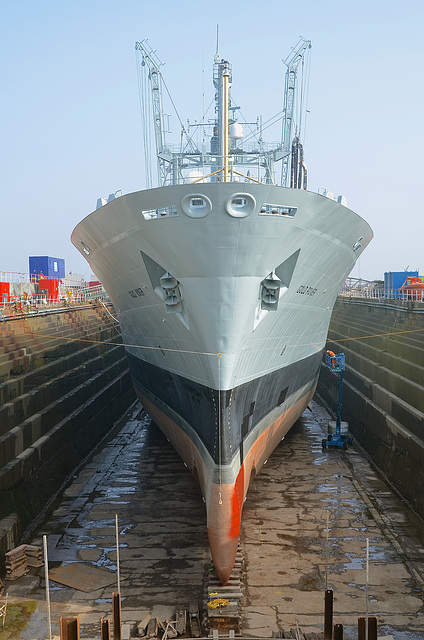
215,25,220,62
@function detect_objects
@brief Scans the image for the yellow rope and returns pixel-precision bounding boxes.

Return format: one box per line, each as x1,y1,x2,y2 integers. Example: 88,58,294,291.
1,324,423,357
327,326,424,344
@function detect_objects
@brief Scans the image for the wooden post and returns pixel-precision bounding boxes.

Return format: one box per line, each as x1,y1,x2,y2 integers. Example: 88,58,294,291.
60,617,80,640
101,618,111,640
112,592,121,640
324,589,333,640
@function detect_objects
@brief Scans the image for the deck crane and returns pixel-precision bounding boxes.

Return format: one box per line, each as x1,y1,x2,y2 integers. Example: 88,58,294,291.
135,40,172,187
135,38,311,188
277,37,311,187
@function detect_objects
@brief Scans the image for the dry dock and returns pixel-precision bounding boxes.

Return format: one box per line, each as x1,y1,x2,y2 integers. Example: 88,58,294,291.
318,296,424,520
2,401,424,639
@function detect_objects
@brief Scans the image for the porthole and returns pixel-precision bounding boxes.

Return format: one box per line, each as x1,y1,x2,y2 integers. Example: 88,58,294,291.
232,197,247,207
181,193,212,218
191,198,206,207
225,192,256,218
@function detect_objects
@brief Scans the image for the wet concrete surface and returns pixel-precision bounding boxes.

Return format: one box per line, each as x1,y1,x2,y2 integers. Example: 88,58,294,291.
4,401,424,639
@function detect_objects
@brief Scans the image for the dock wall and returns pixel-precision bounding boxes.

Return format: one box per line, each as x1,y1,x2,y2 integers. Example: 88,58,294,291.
317,297,424,518
0,305,136,559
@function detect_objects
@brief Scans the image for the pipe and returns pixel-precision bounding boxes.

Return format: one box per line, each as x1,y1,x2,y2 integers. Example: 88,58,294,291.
302,161,308,189
291,138,298,188
297,141,304,189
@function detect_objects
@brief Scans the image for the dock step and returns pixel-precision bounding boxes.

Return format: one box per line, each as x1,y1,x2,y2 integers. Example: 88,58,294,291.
207,548,243,635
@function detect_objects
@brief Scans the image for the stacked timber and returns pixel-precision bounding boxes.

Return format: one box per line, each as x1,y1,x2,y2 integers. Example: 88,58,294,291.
135,610,190,638
5,544,27,580
25,544,43,567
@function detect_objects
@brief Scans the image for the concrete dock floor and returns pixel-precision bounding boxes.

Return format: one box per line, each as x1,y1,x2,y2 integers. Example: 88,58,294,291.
3,401,424,639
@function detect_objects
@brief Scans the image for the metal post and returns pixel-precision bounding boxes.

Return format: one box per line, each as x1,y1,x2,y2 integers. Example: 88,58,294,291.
112,592,121,640
325,510,329,591
115,514,121,594
43,535,52,640
368,617,377,640
324,589,333,640
101,618,111,640
366,538,369,640
358,616,376,640
60,617,80,640
336,368,344,433
333,623,343,640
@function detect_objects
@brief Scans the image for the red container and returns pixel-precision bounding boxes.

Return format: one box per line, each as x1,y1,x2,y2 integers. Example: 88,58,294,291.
0,282,10,303
39,278,59,301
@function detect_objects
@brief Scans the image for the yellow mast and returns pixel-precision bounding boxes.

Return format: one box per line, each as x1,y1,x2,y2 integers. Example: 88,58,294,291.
223,66,230,182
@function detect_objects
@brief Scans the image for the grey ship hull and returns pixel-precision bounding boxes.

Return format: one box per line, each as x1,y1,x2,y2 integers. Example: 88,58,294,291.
72,181,372,582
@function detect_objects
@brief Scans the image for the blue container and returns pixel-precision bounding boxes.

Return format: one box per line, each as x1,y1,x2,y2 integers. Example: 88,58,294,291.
29,256,65,280
384,271,418,297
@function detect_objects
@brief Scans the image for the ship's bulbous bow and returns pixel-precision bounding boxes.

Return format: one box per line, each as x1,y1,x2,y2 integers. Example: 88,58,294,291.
206,471,244,584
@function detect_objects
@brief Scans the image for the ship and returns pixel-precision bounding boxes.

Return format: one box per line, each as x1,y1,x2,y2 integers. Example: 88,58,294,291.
71,38,373,583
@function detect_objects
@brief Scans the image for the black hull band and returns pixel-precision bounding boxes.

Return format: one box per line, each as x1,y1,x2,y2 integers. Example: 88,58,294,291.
127,351,322,465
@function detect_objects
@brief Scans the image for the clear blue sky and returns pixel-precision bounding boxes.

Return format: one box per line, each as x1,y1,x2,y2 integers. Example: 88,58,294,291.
1,0,423,281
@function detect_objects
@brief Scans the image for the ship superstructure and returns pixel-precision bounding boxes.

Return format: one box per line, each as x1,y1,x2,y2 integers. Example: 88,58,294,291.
72,39,372,583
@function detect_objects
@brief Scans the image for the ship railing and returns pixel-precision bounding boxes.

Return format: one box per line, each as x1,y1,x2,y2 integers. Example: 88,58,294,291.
166,141,281,155
162,147,283,186
339,287,424,302
0,270,87,288
0,285,109,319
0,271,31,283
0,294,110,321
0,273,105,297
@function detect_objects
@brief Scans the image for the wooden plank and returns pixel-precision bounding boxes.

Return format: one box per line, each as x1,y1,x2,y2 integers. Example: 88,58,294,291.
136,614,151,637
175,610,186,635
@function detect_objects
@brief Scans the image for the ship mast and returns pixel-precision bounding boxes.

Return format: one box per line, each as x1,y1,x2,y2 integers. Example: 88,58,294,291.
135,37,310,189
213,51,232,182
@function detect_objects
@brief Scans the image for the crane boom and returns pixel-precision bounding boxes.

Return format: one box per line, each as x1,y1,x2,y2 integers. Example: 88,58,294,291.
135,40,170,186
280,37,311,187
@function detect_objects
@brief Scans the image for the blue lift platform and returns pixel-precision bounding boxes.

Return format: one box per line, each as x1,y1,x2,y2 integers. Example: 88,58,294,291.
322,351,352,450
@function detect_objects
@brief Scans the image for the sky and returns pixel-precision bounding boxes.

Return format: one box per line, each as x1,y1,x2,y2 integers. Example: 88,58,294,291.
1,0,423,282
